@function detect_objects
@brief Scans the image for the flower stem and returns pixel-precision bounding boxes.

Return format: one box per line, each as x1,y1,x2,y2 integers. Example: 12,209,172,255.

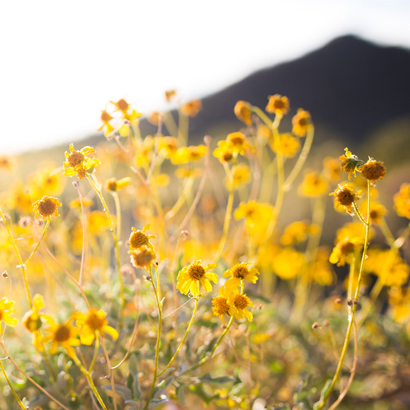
0,359,26,409
25,219,50,266
315,180,371,410
87,174,125,329
157,297,199,377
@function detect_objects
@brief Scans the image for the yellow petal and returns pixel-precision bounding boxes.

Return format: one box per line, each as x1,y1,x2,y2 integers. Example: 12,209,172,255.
102,325,119,340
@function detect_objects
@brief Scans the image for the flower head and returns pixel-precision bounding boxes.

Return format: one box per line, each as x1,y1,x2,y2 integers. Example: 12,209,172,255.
360,158,386,182
299,171,328,197
165,90,177,102
181,100,202,117
33,196,61,220
222,262,259,291
271,133,300,158
213,140,234,163
23,294,44,333
292,109,312,137
105,177,131,192
360,201,387,225
329,237,362,266
266,94,290,117
0,298,18,332
234,100,253,126
75,309,118,345
323,157,342,183
130,246,156,271
339,148,363,180
394,183,410,219
177,260,218,297
229,164,251,190
212,286,232,321
42,317,80,358
171,145,207,164
226,132,252,156
63,144,100,179
97,110,114,137
330,185,360,213
129,225,156,251
227,289,253,322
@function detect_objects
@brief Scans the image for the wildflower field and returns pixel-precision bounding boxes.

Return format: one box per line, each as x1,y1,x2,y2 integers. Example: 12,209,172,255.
0,93,409,410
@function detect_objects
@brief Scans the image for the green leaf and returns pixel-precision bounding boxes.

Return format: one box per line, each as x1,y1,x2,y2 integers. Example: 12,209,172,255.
198,374,236,384
313,379,332,410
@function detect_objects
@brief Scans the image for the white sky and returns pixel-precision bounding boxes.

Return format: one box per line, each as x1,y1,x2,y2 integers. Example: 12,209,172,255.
1,0,410,154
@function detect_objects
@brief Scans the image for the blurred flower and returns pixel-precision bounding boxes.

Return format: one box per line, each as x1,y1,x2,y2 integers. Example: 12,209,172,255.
359,201,387,225
28,162,66,199
271,133,300,158
226,132,252,156
181,100,202,117
359,158,386,182
171,145,207,164
234,100,252,126
75,309,118,345
266,94,290,117
0,298,18,332
97,110,114,137
299,171,328,197
165,90,177,102
177,260,218,297
63,144,100,179
309,247,334,286
130,246,156,271
330,184,360,213
292,109,312,137
213,140,234,163
329,237,362,266
272,248,305,280
43,317,80,358
323,157,342,183
105,177,131,192
229,164,251,190
339,147,363,180
159,137,178,158
394,183,410,219
280,221,318,246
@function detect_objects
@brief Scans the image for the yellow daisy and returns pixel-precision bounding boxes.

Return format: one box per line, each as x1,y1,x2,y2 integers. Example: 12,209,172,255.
227,290,253,322
63,144,100,179
32,196,62,221
0,298,18,332
75,309,118,345
177,260,218,297
212,286,232,321
129,225,156,251
222,262,259,291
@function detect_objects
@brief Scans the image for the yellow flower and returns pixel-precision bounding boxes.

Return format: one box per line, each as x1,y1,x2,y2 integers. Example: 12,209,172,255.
271,133,300,158
292,109,312,137
336,221,373,243
171,145,207,164
299,171,328,197
272,248,305,280
22,294,47,351
234,201,275,231
104,177,131,192
43,317,80,358
212,286,232,321
159,137,178,158
32,196,61,221
234,100,253,126
394,183,410,219
69,197,94,209
359,158,386,181
0,156,14,171
28,162,66,199
63,144,100,179
129,225,156,251
339,147,363,180
323,157,342,183
265,94,290,117
175,167,202,179
213,140,234,163
97,110,114,137
87,211,116,236
227,289,253,322
165,90,177,102
0,298,18,332
6,181,32,213
329,237,362,266
226,132,252,156
177,260,218,297
147,111,162,126
280,221,317,246
75,309,118,345
130,246,156,271
309,247,334,286
229,164,251,190
359,201,387,225
330,184,360,213
181,100,202,117
222,262,259,291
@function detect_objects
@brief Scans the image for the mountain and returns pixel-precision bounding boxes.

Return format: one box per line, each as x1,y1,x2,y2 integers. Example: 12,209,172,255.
143,35,410,144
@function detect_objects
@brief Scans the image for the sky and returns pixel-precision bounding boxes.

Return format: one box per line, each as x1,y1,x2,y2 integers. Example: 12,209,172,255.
1,0,410,154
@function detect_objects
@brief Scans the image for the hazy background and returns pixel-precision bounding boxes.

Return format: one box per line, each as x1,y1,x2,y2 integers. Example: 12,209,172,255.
1,0,410,153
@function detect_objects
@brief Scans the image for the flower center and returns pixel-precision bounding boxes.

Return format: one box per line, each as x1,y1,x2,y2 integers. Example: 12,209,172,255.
68,151,85,168
130,231,149,248
274,99,285,109
213,297,230,316
188,264,206,280
233,266,248,279
38,198,57,217
340,241,355,255
117,99,129,111
54,325,71,342
86,312,106,331
130,247,155,269
233,294,249,310
337,189,355,205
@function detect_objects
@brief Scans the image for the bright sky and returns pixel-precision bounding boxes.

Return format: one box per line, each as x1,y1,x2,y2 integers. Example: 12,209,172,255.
1,0,410,154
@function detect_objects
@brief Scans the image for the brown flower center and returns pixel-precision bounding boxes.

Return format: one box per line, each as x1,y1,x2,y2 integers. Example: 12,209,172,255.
76,168,87,179
130,231,149,248
54,325,71,342
361,161,386,181
106,178,118,192
38,198,57,217
68,151,85,168
274,99,285,109
130,247,155,269
336,188,355,205
188,264,206,280
86,312,106,331
213,297,230,316
233,294,249,310
0,311,3,321
233,265,248,279
117,99,129,111
340,241,355,255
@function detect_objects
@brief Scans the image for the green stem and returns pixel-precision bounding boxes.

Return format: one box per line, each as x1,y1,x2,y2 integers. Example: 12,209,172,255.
316,181,371,410
144,267,163,409
0,359,26,409
112,192,122,242
0,207,33,308
25,219,50,266
157,297,199,377
88,335,100,374
87,174,125,329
